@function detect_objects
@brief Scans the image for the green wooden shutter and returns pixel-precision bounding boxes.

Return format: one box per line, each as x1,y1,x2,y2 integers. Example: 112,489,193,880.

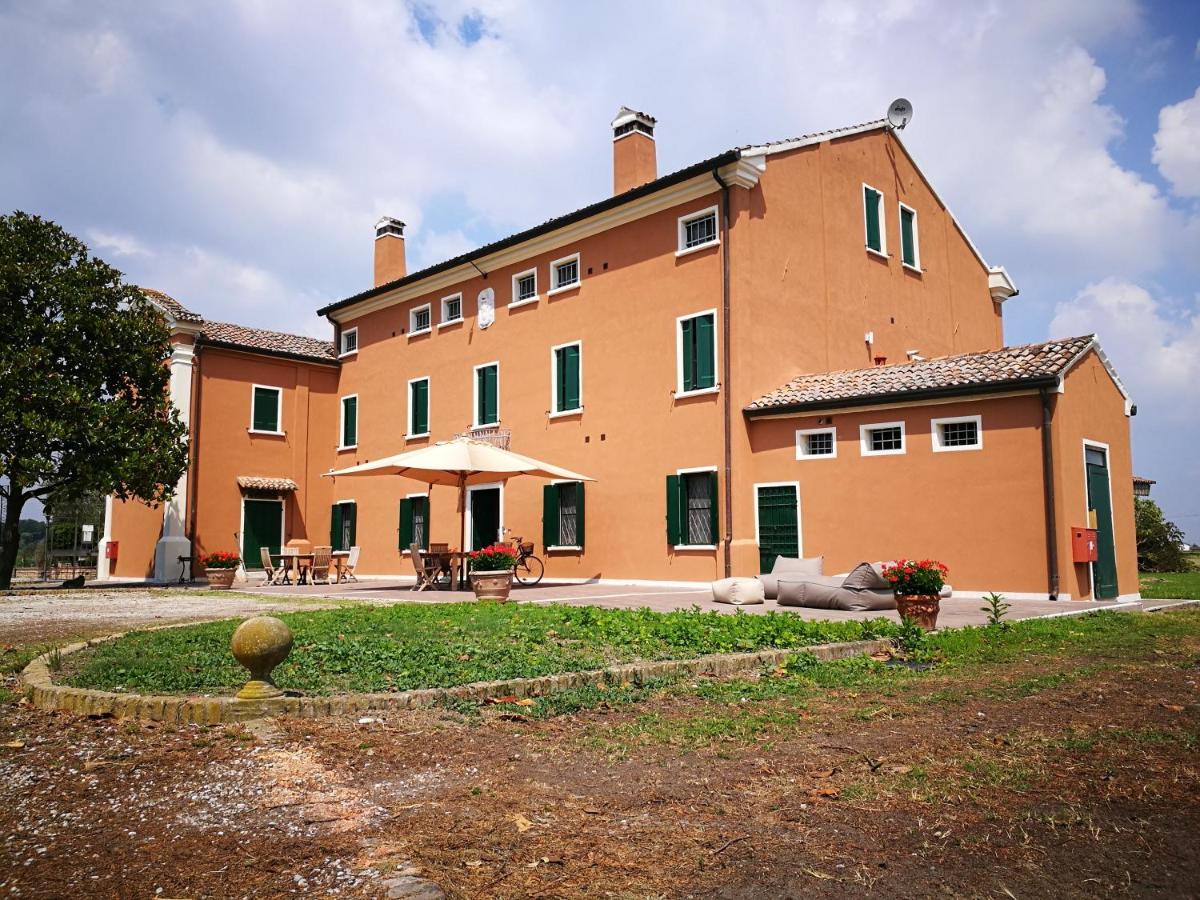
252,387,279,432
666,475,681,545
576,481,585,549
680,317,695,392
411,380,428,435
477,366,498,425
864,187,881,251
707,470,719,545
542,483,559,548
565,345,580,410
399,498,413,549
330,503,343,551
900,207,916,266
695,315,715,389
342,397,357,446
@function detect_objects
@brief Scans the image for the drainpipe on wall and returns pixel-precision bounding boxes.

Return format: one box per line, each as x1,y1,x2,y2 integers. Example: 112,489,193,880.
187,346,204,565
1040,387,1060,601
712,167,733,578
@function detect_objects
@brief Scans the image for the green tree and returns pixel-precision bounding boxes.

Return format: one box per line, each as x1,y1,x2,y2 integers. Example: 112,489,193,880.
1135,498,1187,573
0,211,189,588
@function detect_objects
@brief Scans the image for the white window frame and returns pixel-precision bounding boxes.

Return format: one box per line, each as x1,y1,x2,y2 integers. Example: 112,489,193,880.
546,479,584,551
859,420,906,457
863,183,887,258
676,205,720,257
753,481,803,559
931,414,982,453
510,268,539,307
795,426,837,460
338,393,359,450
400,491,429,555
549,340,583,417
248,384,284,435
472,360,500,429
675,308,720,398
339,326,358,358
407,376,431,439
439,293,463,327
674,465,719,551
464,481,504,551
548,253,581,296
898,201,920,271
408,303,432,337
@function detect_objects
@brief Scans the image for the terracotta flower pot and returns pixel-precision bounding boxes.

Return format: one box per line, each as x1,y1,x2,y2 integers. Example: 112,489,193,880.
896,594,940,630
469,569,514,602
206,568,237,590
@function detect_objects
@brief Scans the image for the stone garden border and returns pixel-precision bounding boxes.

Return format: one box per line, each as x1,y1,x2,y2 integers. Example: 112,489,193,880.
20,628,895,724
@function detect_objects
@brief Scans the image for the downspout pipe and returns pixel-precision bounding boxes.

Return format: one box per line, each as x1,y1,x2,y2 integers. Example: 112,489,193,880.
712,166,733,578
187,345,203,565
1040,387,1060,601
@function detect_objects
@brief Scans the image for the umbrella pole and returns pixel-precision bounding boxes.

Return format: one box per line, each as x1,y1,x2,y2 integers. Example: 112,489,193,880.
458,472,467,589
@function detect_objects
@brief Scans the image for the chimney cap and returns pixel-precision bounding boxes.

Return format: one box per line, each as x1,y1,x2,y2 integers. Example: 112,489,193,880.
611,106,656,140
375,216,406,239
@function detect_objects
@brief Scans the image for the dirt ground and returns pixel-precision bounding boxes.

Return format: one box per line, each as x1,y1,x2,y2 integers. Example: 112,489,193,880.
2,604,1199,898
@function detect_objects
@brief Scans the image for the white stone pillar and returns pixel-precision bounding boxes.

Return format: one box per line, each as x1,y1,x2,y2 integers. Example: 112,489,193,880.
97,494,114,580
154,341,195,582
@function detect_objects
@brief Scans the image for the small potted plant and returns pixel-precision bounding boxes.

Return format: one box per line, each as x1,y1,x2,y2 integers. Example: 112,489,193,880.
467,543,518,601
882,559,949,630
201,550,241,589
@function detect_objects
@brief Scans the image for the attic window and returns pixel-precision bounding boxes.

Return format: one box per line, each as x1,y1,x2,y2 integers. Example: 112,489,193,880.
339,327,358,356
678,207,719,254
614,120,653,139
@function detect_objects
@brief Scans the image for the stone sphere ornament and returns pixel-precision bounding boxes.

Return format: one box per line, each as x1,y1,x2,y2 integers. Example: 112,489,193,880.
230,616,294,700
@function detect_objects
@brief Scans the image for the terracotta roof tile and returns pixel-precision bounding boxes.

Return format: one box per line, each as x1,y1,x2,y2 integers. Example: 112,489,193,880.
201,320,336,363
745,335,1097,414
141,288,203,323
237,476,299,491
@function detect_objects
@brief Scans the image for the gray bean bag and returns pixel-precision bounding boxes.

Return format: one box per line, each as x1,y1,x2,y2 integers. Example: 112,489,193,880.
757,555,824,600
777,579,898,612
711,577,766,606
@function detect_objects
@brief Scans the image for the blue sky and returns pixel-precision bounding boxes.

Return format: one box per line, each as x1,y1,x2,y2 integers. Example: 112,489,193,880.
1,0,1197,539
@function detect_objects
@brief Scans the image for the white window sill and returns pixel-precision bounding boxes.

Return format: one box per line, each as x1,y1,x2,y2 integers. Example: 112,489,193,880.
865,246,888,260
408,328,431,339
437,319,462,329
547,282,580,297
405,432,431,440
549,408,582,419
338,350,358,359
509,297,539,308
675,239,720,258
337,444,358,451
547,545,582,552
674,544,717,551
932,444,981,453
901,261,922,273
248,429,285,437
675,385,720,399
470,422,500,431
796,453,837,461
862,449,905,457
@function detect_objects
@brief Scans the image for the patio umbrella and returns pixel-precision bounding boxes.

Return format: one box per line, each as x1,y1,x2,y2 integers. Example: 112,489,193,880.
323,437,594,584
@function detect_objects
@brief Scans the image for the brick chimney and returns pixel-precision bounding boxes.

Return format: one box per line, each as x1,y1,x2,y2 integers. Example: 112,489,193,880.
611,107,657,195
373,217,406,287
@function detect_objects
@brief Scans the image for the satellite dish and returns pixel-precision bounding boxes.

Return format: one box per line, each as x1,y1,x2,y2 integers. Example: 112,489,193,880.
887,98,913,130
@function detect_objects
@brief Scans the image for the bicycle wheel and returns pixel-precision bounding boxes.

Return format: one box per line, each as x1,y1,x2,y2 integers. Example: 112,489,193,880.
513,555,544,586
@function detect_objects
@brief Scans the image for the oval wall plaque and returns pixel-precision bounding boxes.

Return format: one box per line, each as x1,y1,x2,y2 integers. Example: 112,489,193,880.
477,288,495,329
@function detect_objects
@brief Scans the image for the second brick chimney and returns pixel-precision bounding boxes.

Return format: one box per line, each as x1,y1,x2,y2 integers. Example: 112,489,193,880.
611,107,657,195
373,216,406,287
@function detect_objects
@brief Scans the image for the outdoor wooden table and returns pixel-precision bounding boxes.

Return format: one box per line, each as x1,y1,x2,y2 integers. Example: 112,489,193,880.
271,552,315,585
432,551,469,590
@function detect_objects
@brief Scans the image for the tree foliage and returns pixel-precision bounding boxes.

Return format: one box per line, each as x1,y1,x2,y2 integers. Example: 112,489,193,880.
0,211,189,586
1135,498,1187,573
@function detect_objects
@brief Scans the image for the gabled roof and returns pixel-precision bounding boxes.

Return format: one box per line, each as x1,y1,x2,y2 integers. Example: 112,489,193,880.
142,288,336,364
745,336,1103,415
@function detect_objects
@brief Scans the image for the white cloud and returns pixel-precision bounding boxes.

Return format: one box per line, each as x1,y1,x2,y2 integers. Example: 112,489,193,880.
87,229,150,258
1153,87,1200,198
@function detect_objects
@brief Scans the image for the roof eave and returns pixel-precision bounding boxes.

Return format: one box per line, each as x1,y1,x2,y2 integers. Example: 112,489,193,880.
195,336,339,367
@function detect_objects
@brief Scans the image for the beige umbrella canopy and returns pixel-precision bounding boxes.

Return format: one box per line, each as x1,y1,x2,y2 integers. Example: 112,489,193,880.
323,437,595,583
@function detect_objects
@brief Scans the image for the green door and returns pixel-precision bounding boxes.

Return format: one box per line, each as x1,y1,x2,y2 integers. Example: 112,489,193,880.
242,499,283,570
756,485,799,573
1086,453,1118,600
470,487,501,550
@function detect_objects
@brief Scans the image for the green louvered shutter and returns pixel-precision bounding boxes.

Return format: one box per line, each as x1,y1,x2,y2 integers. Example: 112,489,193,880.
707,470,720,545
666,475,682,545
575,482,585,549
864,187,882,252
556,345,580,412
477,365,498,425
694,315,715,390
411,380,428,435
330,503,343,551
543,483,559,548
680,317,695,392
900,207,916,267
399,498,413,549
252,387,279,432
342,397,357,447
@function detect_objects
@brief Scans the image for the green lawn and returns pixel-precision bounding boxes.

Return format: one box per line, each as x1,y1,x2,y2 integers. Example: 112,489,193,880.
64,602,897,696
1139,570,1200,600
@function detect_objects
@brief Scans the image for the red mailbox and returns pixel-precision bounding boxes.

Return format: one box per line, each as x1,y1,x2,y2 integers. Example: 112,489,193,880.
104,540,119,560
1070,527,1098,563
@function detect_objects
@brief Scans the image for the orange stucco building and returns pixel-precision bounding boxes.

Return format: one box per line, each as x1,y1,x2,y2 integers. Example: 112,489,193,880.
102,110,1138,601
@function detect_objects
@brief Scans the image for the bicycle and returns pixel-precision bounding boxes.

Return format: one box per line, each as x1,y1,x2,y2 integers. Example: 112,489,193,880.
509,536,545,586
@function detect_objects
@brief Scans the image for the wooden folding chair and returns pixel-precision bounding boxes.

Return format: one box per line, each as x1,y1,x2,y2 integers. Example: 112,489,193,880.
410,543,441,591
259,547,279,585
343,546,360,582
310,546,332,585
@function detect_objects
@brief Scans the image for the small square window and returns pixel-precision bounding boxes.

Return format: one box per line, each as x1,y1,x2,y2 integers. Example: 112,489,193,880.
860,422,905,456
340,327,358,356
549,255,580,293
409,304,431,334
440,294,462,324
795,427,836,459
678,207,719,254
932,415,982,452
512,270,538,305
